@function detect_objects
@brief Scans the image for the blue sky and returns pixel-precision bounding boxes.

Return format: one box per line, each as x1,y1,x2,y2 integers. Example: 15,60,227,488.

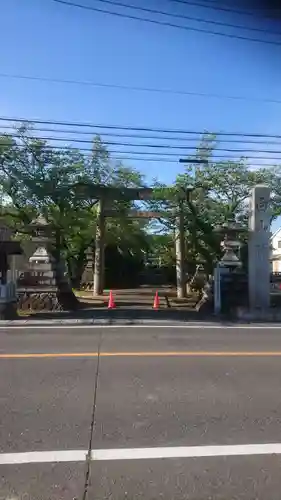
1,0,281,228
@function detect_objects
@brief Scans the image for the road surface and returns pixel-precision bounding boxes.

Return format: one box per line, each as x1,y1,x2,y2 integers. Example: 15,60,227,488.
2,324,281,498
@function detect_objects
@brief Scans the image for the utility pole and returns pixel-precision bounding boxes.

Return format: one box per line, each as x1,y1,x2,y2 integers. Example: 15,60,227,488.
175,199,186,299
93,197,105,296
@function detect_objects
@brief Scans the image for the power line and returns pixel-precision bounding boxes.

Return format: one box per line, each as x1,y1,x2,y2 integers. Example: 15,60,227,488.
3,125,281,147
5,140,281,162
5,132,281,155
4,124,281,145
52,0,281,46
2,71,281,105
91,156,281,166
0,150,251,164
3,116,281,139
200,0,271,7
83,0,281,35
4,124,281,146
0,124,277,144
171,0,279,18
191,0,245,6
3,133,281,163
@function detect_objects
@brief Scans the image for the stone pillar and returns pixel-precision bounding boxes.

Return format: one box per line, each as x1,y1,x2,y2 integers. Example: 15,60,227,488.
175,201,186,298
93,198,105,296
81,246,94,289
248,184,271,311
0,222,22,319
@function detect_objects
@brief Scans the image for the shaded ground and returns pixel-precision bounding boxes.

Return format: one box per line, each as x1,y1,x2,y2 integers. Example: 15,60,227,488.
18,286,204,322
77,285,197,308
15,286,281,323
21,307,208,322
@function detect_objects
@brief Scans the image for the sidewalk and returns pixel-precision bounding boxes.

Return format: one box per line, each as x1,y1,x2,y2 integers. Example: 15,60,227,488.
4,307,206,326
78,286,197,309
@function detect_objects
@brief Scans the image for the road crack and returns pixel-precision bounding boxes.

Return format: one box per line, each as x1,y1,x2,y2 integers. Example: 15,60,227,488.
82,333,102,500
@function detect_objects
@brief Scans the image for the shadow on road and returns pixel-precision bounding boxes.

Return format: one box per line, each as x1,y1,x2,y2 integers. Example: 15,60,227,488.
20,306,237,325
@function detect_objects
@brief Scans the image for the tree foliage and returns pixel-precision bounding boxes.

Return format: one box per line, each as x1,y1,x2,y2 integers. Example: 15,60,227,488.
145,134,280,271
0,126,150,285
0,126,280,284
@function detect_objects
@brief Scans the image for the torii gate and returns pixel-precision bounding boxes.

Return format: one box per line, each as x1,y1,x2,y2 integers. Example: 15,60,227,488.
74,184,192,299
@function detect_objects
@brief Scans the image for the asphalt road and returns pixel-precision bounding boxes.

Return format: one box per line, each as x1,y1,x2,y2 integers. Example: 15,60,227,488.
2,324,281,499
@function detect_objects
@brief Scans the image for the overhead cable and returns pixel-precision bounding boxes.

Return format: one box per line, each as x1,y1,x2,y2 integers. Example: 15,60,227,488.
4,132,281,155
4,141,281,162
52,0,281,46
2,124,281,146
2,72,281,105
3,116,281,138
171,0,280,18
82,0,281,35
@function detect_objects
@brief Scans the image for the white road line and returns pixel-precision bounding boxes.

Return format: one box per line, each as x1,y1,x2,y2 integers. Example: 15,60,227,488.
0,450,87,465
1,324,281,329
93,444,281,460
2,444,281,464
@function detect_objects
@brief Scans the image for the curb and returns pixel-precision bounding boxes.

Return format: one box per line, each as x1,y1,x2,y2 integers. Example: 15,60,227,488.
1,319,281,327
0,318,225,327
0,319,198,326
1,316,280,327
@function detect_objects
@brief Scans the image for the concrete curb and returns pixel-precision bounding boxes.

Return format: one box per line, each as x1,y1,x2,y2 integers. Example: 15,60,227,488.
0,318,209,327
1,314,280,327
236,308,281,322
1,319,281,327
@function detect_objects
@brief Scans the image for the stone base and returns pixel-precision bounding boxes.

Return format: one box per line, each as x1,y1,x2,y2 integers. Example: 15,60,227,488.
18,288,80,312
80,282,94,291
0,301,18,320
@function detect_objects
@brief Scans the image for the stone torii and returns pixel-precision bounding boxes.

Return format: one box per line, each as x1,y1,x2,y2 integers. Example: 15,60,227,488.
73,183,190,299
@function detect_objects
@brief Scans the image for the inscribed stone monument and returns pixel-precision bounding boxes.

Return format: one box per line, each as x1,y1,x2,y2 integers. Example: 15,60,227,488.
248,184,271,310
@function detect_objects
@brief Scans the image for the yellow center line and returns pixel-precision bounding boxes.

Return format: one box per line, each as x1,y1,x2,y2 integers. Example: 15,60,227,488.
1,351,281,359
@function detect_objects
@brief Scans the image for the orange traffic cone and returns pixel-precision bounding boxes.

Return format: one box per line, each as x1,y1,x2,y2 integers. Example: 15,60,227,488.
108,290,116,309
153,291,160,310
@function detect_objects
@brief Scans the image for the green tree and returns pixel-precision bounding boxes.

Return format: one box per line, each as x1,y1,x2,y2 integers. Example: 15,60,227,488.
146,134,278,273
0,126,150,287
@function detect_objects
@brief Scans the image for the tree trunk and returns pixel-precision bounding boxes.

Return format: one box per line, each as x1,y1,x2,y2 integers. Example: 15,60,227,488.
51,229,80,310
67,250,87,289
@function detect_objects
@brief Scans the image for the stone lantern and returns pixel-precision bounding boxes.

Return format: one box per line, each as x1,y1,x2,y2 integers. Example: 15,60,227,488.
17,215,79,312
29,214,52,242
213,220,248,314
215,221,245,268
